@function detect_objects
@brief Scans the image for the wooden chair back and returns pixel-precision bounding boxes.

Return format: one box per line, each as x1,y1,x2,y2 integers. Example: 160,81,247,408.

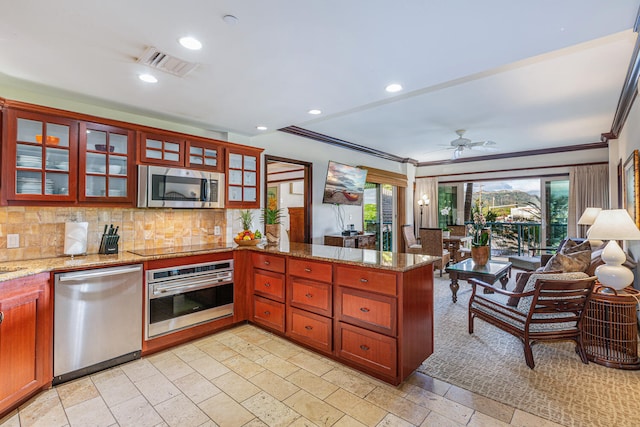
448,225,466,236
401,225,422,253
418,227,445,256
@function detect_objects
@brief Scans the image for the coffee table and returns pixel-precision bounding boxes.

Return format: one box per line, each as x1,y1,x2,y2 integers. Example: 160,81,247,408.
445,259,512,303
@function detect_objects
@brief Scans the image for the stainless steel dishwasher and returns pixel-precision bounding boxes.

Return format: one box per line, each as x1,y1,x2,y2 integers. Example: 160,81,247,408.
54,264,143,384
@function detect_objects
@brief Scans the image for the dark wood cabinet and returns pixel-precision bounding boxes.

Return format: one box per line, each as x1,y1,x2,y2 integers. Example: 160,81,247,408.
288,207,306,243
324,233,376,249
2,109,78,203
138,131,185,166
251,253,286,333
226,147,263,209
2,107,135,205
0,273,51,418
186,139,223,172
79,122,135,203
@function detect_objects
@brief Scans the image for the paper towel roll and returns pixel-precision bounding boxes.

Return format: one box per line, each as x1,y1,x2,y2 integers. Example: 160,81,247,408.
64,222,88,256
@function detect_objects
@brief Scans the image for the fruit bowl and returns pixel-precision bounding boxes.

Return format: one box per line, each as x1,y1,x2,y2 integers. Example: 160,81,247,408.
234,238,261,246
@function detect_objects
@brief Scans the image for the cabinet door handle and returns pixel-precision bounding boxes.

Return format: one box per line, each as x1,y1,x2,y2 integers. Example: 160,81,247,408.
360,278,368,283
263,282,271,287
305,325,313,330
304,268,312,272
360,344,370,351
264,311,271,316
360,307,370,313
0,311,3,325
305,293,313,298
264,260,270,265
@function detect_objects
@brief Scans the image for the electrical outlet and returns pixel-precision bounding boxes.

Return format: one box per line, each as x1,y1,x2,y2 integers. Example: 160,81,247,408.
7,234,19,248
214,226,221,235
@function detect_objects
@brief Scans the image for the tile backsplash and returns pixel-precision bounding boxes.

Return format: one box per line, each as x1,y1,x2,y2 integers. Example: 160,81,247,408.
0,206,226,262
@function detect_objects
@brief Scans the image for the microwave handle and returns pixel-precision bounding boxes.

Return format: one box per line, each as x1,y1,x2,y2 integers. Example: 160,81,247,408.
202,178,209,202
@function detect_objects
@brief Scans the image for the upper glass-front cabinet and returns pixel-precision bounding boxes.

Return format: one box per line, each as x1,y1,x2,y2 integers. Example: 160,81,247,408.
139,132,185,166
79,122,134,202
186,140,223,172
226,147,262,208
7,110,78,201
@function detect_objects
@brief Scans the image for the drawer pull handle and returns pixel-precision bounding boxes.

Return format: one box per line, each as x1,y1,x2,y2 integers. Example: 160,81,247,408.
360,307,370,313
360,278,368,283
305,325,313,330
360,344,370,351
305,293,313,298
0,311,3,325
264,261,270,265
304,268,312,272
264,282,271,287
264,311,271,316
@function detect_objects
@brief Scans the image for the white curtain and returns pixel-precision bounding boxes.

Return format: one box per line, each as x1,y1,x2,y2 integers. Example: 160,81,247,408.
568,164,609,238
414,177,438,234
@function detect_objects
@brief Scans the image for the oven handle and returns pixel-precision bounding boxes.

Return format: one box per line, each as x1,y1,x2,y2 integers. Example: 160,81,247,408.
151,275,232,298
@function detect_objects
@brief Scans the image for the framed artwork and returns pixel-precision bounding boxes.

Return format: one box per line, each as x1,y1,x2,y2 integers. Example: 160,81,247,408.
623,150,640,227
266,185,279,211
290,181,304,195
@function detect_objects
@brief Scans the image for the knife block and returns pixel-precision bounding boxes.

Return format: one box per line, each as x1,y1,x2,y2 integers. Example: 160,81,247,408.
98,232,119,255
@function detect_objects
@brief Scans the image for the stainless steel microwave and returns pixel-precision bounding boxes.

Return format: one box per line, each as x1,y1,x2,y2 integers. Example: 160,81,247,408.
137,165,225,208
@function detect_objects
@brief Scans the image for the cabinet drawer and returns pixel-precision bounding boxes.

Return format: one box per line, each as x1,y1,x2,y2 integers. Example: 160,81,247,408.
252,253,285,273
336,287,396,335
288,278,332,317
336,322,397,378
288,258,332,283
335,265,397,296
286,307,332,354
254,270,285,302
253,295,284,333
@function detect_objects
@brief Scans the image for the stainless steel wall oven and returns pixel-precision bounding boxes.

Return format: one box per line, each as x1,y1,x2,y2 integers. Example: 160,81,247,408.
145,259,234,339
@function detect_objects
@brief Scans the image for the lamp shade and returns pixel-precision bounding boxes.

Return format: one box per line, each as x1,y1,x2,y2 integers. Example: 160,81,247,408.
577,207,602,225
587,209,640,241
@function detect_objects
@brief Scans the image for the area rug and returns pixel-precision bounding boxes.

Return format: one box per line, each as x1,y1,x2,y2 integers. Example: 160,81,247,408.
418,275,640,427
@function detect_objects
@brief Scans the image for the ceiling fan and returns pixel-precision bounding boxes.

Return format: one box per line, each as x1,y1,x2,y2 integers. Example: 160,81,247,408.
449,129,497,159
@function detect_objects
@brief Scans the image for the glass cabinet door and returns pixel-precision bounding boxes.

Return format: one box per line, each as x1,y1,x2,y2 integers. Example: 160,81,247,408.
140,132,184,166
80,122,133,201
226,149,261,208
13,113,76,200
186,140,222,171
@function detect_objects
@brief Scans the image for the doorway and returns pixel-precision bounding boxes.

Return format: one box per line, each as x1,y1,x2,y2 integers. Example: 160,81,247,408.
264,155,313,243
363,182,396,251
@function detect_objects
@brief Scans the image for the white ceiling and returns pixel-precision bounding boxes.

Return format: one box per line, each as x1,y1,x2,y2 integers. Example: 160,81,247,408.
0,1,638,163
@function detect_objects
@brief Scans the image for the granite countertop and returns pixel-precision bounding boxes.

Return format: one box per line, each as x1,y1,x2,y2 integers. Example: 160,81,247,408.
0,241,439,283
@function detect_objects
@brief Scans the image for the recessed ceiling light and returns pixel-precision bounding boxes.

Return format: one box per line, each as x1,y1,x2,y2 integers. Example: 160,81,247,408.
385,83,403,93
139,73,158,83
308,109,322,115
256,126,268,131
223,14,239,25
178,36,202,50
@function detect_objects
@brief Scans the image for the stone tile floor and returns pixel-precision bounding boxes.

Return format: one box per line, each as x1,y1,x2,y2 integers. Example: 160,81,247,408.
0,324,565,427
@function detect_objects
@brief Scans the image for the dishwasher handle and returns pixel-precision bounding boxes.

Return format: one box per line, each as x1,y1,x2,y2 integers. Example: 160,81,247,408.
58,265,142,282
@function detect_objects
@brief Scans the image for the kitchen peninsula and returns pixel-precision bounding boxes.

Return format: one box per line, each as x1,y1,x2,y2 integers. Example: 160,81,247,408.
0,241,437,417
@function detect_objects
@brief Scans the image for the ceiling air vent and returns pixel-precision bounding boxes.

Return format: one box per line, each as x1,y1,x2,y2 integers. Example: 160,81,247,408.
137,47,198,77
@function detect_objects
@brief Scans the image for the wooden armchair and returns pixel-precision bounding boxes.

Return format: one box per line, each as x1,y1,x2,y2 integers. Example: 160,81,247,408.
418,228,451,277
401,224,423,253
468,273,596,368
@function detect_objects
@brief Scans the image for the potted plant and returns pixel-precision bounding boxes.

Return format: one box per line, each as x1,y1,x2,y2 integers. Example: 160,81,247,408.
262,206,283,244
467,204,490,265
442,226,451,238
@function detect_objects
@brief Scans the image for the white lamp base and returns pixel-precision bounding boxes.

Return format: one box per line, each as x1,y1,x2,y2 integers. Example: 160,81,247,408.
595,240,633,291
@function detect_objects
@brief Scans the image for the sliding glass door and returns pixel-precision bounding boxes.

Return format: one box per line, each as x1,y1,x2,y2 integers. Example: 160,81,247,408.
542,178,569,247
363,183,396,251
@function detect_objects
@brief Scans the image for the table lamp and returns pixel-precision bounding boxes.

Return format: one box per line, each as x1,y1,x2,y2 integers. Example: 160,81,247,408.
586,209,640,291
578,207,603,246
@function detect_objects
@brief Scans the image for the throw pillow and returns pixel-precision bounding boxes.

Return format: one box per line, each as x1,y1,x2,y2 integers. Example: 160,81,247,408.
561,239,591,255
543,250,591,273
507,270,561,306
516,271,589,313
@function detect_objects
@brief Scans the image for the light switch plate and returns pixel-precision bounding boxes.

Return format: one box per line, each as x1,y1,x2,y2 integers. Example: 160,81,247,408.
214,226,221,235
7,234,19,248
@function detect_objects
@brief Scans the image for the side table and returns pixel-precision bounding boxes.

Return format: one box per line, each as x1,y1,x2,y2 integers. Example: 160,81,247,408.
581,285,640,370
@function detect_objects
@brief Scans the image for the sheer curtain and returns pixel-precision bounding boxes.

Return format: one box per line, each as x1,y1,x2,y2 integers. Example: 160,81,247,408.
414,177,438,233
568,164,609,238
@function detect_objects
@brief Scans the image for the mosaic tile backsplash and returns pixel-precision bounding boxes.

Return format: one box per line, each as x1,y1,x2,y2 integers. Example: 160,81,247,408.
0,206,226,262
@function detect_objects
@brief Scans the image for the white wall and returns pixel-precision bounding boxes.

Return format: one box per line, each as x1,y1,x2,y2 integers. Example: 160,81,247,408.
250,132,409,244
